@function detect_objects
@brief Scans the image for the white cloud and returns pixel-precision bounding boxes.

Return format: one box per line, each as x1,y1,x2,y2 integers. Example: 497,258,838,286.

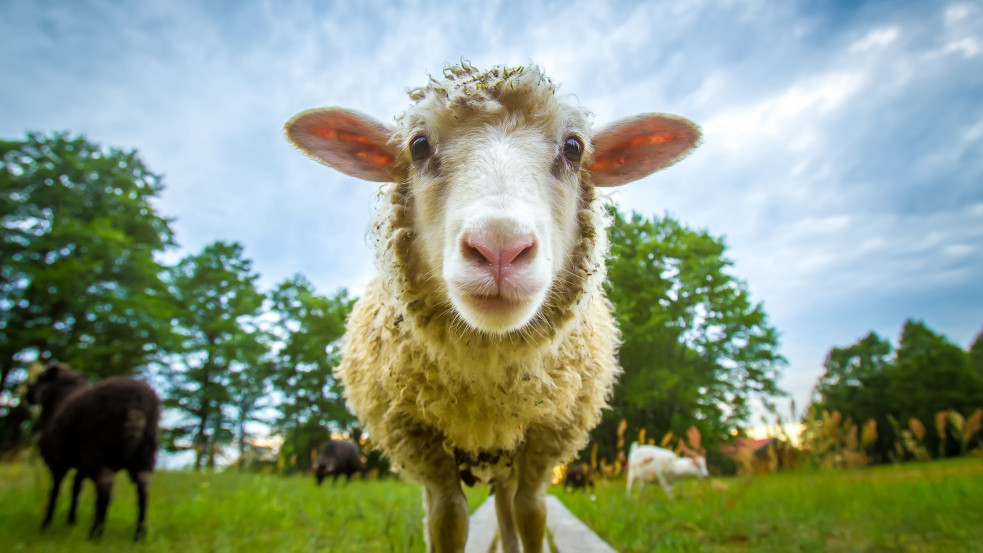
850,27,901,52
945,4,973,24
702,71,865,156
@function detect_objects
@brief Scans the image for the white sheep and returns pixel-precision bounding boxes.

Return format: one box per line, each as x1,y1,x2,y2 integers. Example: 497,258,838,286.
625,442,709,497
285,62,700,553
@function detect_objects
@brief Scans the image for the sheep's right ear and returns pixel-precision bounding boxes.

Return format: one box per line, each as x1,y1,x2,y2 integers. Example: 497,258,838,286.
285,108,397,182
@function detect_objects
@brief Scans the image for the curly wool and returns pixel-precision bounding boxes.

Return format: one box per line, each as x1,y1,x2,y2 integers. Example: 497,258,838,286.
336,63,621,482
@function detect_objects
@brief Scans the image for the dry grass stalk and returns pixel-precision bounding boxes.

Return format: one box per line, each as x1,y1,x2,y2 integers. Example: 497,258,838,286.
861,419,877,449
958,408,982,455
897,417,931,461
909,418,926,441
936,410,950,458
686,426,703,452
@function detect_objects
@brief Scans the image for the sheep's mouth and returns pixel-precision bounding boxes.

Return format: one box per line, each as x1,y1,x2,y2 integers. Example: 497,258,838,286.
448,279,546,333
466,293,528,314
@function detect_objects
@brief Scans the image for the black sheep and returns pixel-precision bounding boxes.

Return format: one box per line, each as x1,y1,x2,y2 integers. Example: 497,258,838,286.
313,439,365,484
563,463,594,492
26,363,161,541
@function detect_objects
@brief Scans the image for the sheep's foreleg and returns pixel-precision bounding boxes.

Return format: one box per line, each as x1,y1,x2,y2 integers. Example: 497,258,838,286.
130,469,151,541
656,471,673,496
68,472,84,524
420,449,468,553
514,454,552,553
41,468,66,529
422,482,468,553
493,472,520,553
89,468,114,540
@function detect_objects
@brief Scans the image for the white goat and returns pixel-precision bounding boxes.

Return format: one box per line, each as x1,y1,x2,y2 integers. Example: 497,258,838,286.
285,63,700,553
625,442,709,497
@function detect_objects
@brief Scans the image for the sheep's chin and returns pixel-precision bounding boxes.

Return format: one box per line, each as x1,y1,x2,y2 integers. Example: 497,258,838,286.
448,290,544,334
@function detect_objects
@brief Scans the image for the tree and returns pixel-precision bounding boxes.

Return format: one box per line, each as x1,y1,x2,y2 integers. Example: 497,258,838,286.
888,320,982,456
0,132,174,453
268,275,355,472
811,332,895,458
812,320,983,461
227,336,275,470
592,208,785,459
161,242,266,470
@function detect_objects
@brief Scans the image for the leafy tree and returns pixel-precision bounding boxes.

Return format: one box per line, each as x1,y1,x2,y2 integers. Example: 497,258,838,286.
812,320,983,461
227,337,275,470
812,332,895,458
0,132,174,452
592,208,785,459
888,320,982,456
161,241,266,470
268,276,355,471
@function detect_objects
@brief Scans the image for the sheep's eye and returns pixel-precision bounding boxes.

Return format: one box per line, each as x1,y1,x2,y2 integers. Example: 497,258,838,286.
410,136,431,162
563,137,583,164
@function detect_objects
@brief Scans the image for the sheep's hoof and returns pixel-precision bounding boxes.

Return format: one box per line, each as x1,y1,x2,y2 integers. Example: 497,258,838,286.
88,524,105,541
134,524,147,542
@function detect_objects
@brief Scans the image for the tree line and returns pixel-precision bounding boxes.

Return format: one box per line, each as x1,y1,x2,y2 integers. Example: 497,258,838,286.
807,319,983,463
2,132,977,474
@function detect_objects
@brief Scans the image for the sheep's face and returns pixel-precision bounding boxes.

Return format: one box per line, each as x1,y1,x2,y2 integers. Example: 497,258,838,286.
408,117,587,334
25,363,86,420
285,65,701,335
692,456,709,478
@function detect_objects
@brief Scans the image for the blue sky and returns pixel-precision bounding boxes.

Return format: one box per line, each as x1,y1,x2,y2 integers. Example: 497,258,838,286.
2,0,981,424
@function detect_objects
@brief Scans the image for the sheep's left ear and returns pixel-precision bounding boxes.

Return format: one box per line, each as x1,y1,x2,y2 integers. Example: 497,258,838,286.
588,114,701,187
285,107,397,183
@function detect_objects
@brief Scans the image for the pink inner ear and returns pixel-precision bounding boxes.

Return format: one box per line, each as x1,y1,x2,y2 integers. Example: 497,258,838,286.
588,114,701,187
285,108,396,182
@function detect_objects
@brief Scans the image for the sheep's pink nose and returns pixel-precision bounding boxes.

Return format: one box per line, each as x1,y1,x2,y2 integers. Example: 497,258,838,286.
463,236,536,287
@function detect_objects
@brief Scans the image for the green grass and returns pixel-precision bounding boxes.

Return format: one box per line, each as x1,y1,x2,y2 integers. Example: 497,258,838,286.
0,459,487,552
3,457,981,552
555,457,983,553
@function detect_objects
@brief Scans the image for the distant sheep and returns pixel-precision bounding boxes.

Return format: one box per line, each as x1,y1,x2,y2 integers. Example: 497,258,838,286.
26,363,160,540
313,439,365,484
625,443,708,497
562,464,593,493
285,62,700,553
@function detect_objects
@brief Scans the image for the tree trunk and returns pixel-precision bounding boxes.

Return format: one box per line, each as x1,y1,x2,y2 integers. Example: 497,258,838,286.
238,416,247,471
194,405,209,471
0,361,11,397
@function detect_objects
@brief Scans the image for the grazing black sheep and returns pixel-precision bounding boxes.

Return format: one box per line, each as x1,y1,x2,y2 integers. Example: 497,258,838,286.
563,464,594,493
313,439,365,484
26,363,161,541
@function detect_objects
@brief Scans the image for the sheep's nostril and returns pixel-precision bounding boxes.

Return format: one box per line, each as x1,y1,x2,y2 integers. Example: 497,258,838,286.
507,241,536,266
463,241,494,266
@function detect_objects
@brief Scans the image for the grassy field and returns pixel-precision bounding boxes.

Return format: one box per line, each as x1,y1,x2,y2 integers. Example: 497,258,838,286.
1,457,981,552
0,459,485,552
556,457,983,553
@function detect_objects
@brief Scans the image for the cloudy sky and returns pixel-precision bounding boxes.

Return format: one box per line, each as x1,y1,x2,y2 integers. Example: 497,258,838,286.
2,0,981,422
